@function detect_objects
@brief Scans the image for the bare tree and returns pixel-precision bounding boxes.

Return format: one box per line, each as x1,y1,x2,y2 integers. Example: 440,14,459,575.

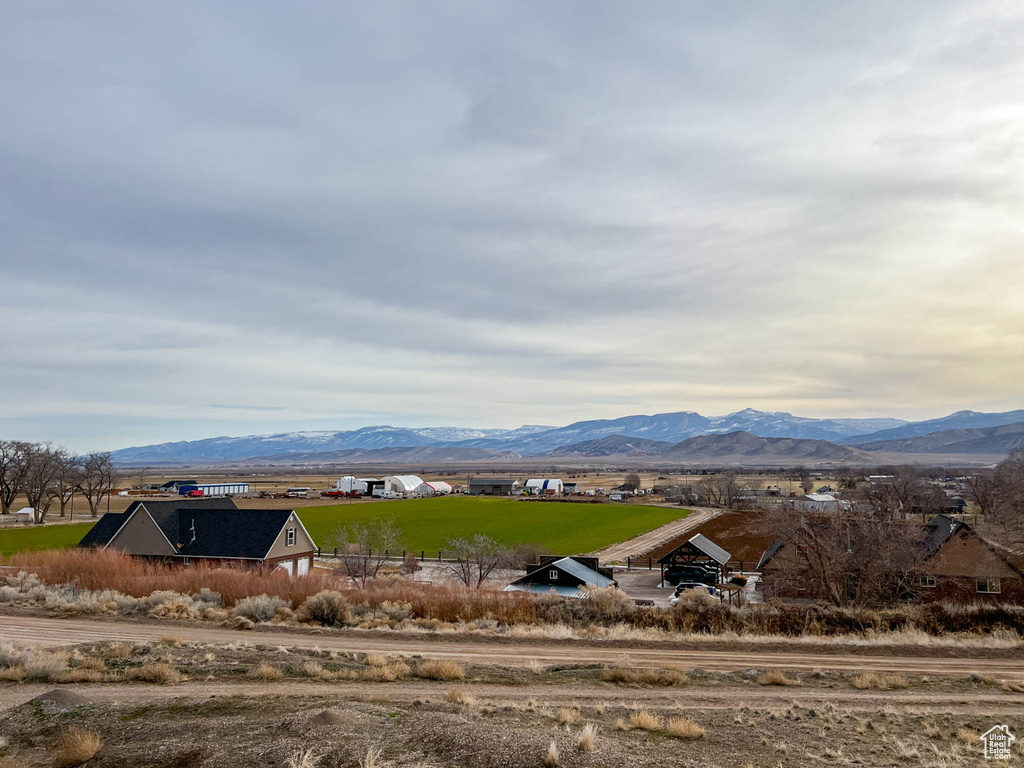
45,449,80,518
445,534,515,588
764,508,925,607
697,472,739,508
331,517,405,587
991,447,1024,545
78,453,116,518
23,443,66,524
623,472,642,492
0,440,31,515
965,471,997,516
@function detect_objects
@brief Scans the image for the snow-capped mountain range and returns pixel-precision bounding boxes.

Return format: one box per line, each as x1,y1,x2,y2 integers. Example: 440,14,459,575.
109,408,1024,464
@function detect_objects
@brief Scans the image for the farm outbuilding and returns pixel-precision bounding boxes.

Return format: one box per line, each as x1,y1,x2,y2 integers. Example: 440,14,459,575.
524,478,563,495
468,478,520,496
381,475,424,497
504,556,617,598
658,533,731,587
177,483,249,496
415,480,453,497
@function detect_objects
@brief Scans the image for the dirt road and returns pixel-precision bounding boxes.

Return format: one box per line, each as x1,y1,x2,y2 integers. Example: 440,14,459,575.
2,679,1020,716
592,506,722,562
4,615,1023,680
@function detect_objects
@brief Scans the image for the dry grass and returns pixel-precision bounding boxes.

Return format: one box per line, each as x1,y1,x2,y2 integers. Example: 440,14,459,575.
0,667,26,682
416,659,465,681
577,723,598,751
556,707,581,725
54,669,103,684
757,671,798,686
364,654,388,667
101,642,134,659
361,661,411,682
360,746,383,768
125,663,182,685
445,687,476,706
160,635,183,646
246,663,283,681
1001,681,1024,693
53,727,102,768
9,548,337,607
629,709,664,732
286,749,321,768
955,728,977,744
543,740,559,767
850,671,909,690
666,717,706,740
601,666,688,686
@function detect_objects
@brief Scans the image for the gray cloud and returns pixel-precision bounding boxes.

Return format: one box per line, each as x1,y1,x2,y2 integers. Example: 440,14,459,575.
1,1,1023,450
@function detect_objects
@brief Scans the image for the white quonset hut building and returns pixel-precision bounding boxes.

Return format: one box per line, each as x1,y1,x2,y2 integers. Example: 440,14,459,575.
415,480,453,497
525,478,563,495
381,475,424,497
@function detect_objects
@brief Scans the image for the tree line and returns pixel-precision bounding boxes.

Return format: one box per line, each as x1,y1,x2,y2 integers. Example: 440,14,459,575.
0,440,116,524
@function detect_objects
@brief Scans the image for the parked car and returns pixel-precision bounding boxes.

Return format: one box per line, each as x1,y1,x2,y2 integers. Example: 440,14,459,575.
669,582,721,606
664,564,717,586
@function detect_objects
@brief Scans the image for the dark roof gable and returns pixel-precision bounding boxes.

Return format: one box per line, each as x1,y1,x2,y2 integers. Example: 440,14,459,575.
76,499,311,560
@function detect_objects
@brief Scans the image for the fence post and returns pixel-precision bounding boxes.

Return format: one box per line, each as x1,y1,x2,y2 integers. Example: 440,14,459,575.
438,551,442,562
334,547,337,557
627,556,631,570
648,557,652,570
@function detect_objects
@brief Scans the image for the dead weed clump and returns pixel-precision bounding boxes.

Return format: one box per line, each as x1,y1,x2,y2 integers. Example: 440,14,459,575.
416,659,465,681
556,707,581,725
666,717,706,740
125,663,182,685
53,727,102,768
577,723,598,751
850,671,909,690
361,661,411,682
628,709,664,732
757,671,799,686
601,666,687,686
445,687,477,706
247,663,283,681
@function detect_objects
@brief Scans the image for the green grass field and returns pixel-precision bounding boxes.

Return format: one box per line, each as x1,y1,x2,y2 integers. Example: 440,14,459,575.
0,497,688,557
0,522,96,557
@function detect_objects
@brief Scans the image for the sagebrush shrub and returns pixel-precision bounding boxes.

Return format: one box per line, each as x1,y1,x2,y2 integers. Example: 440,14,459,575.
234,594,287,623
299,591,348,626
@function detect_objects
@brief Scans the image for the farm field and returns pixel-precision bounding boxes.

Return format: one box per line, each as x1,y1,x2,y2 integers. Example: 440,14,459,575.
0,497,688,557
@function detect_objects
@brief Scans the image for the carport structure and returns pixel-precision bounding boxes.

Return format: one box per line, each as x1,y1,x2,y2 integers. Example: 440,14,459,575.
658,533,731,587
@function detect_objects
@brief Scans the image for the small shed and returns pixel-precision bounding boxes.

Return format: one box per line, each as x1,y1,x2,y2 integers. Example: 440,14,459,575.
658,533,731,587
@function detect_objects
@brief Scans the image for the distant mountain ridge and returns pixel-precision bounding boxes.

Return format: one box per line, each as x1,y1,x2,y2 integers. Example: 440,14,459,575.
109,408,1024,464
856,421,1024,455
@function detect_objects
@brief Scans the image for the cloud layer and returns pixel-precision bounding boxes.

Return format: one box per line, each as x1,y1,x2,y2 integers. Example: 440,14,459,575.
2,1,1023,450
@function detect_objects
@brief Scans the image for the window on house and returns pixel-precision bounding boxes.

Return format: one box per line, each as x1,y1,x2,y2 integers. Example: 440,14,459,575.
919,575,936,588
977,578,1001,594
549,570,558,580
286,528,296,547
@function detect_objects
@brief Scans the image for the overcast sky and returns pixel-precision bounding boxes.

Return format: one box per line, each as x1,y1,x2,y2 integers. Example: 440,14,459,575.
2,1,1023,451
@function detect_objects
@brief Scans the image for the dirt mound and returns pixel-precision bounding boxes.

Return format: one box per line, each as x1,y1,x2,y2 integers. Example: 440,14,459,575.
28,689,92,711
309,709,357,727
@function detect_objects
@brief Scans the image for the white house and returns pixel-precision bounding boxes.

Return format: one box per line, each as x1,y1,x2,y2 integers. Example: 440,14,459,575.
414,480,453,497
381,475,424,497
524,478,564,495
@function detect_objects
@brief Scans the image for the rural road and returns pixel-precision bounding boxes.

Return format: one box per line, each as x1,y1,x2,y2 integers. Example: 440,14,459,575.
2,679,1021,717
592,506,722,562
4,615,1024,680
